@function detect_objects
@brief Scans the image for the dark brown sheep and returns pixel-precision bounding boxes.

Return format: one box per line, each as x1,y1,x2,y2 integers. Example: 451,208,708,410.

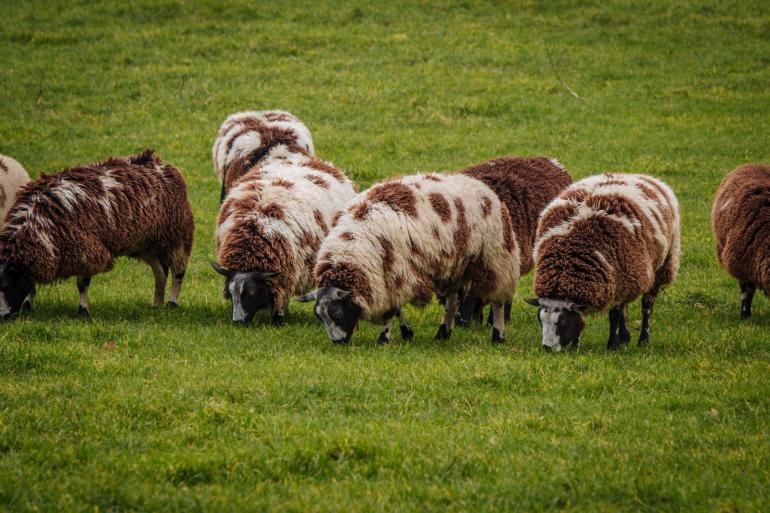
0,150,194,318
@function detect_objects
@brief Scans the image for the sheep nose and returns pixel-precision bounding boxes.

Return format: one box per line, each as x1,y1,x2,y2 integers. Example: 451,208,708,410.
542,344,553,352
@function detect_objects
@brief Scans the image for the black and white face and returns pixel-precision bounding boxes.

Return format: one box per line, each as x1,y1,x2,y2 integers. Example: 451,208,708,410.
211,262,277,325
526,298,585,352
0,262,35,320
296,287,362,344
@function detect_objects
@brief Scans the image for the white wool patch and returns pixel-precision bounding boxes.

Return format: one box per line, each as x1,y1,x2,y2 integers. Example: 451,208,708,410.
548,158,565,171
225,131,262,169
51,180,87,211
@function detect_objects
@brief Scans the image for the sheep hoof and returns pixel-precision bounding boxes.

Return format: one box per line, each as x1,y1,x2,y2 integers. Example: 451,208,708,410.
377,332,390,345
491,328,505,344
620,330,631,345
400,325,414,340
607,341,622,351
77,306,90,318
435,324,451,340
166,301,179,308
740,310,751,319
271,314,285,327
638,333,649,346
455,317,469,328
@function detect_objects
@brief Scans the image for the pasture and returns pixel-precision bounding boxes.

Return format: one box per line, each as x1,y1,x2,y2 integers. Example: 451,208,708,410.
1,0,769,511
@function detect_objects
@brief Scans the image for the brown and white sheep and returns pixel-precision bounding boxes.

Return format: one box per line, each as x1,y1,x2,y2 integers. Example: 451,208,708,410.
212,112,356,326
527,173,680,351
212,110,315,201
0,155,31,225
454,156,572,326
297,172,521,344
0,150,194,318
712,163,770,318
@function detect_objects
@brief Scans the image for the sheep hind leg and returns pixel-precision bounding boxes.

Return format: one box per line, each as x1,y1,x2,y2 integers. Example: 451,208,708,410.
167,266,186,308
378,316,395,345
271,293,288,326
148,259,168,308
436,291,460,340
638,293,656,346
607,305,623,350
490,303,506,344
76,276,91,317
740,281,756,319
619,304,631,345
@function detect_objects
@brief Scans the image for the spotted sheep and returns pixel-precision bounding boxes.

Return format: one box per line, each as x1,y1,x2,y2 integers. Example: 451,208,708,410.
712,164,770,319
527,173,680,351
0,150,194,318
453,157,572,327
211,110,356,326
297,169,524,345
0,155,31,225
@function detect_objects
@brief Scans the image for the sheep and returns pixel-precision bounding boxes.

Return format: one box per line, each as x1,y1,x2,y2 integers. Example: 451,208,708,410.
0,150,194,319
296,171,521,345
212,112,356,326
453,156,572,326
212,110,315,201
712,163,770,318
0,155,31,225
526,173,680,351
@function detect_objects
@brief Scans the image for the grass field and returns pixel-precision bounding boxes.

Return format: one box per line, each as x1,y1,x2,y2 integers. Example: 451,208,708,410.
2,0,770,511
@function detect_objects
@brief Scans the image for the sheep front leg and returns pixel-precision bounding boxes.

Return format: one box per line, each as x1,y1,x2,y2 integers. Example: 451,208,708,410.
436,291,460,340
607,305,624,350
397,309,414,340
167,269,186,308
491,303,506,344
378,316,395,345
638,294,656,346
149,260,168,307
618,304,631,344
271,291,288,326
740,281,756,319
76,276,91,317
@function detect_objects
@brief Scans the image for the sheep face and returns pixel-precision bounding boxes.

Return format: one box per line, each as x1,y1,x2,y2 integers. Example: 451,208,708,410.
296,287,362,344
0,263,35,319
212,262,276,325
526,298,585,352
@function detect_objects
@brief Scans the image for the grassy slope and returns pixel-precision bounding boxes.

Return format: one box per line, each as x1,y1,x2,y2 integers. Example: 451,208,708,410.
1,0,769,511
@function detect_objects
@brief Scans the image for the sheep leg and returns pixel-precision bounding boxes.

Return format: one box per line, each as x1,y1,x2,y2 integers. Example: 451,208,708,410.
619,304,631,344
76,276,91,317
436,291,460,340
638,294,656,346
740,281,756,319
167,268,186,308
607,305,623,350
378,315,395,345
456,291,479,327
488,300,512,326
149,259,168,307
491,303,506,344
397,309,414,340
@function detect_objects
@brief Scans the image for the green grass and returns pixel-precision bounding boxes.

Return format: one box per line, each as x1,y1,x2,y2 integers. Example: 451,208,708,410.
1,0,770,511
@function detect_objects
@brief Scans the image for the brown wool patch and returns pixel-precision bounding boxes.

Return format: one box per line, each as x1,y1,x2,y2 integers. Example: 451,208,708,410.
432,226,441,239
429,192,451,223
350,200,370,221
271,178,294,189
481,196,492,217
307,158,346,183
331,210,343,228
453,198,469,255
263,112,296,122
0,160,8,174
0,186,6,208
501,208,516,253
318,261,373,304
260,202,285,220
313,209,328,234
368,182,417,218
425,174,442,182
305,174,330,189
340,231,355,241
377,235,395,274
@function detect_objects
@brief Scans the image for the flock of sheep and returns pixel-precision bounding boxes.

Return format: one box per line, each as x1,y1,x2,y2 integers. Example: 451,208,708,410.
0,110,766,350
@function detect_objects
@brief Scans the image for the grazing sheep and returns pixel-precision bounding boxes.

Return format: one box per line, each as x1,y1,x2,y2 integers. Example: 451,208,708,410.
454,156,572,326
212,110,315,201
712,164,770,318
526,173,680,351
0,155,31,224
297,172,521,345
0,150,194,318
212,112,356,326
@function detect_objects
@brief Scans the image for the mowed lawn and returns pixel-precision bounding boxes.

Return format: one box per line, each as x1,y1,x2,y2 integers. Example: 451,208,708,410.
1,0,770,511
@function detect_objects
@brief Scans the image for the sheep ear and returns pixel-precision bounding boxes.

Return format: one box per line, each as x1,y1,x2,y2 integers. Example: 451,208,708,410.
524,298,540,307
295,290,320,303
211,261,231,277
255,271,279,282
570,303,588,312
